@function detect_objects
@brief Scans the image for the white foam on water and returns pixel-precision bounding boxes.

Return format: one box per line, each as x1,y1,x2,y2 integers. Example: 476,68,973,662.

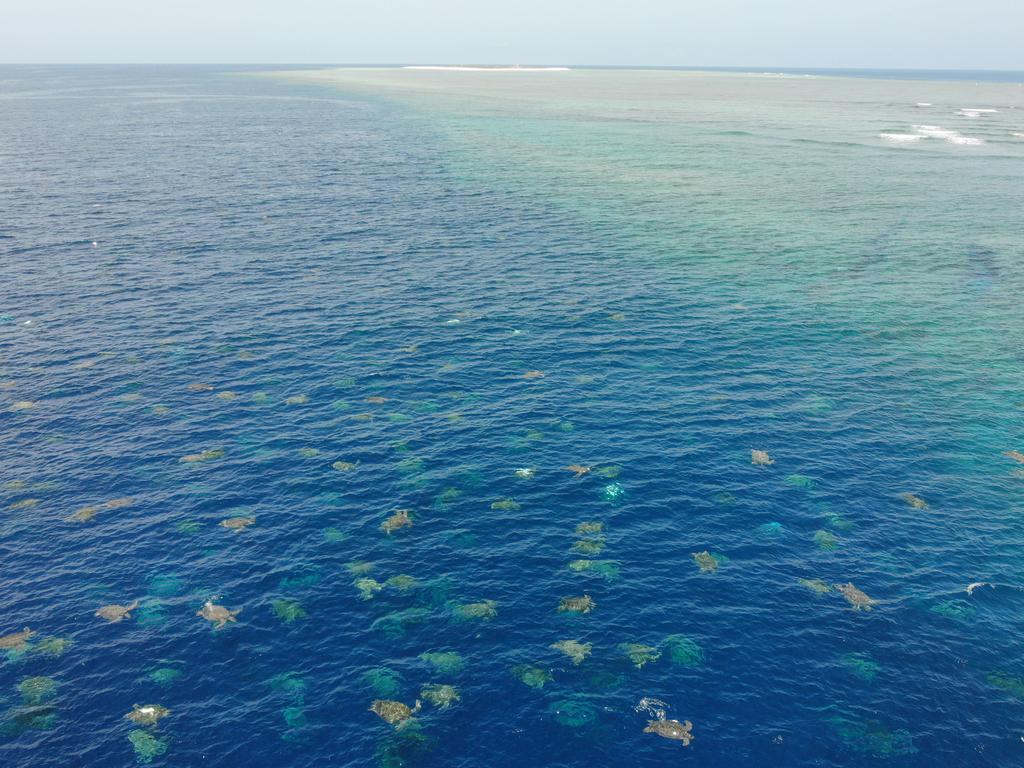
911,124,984,145
879,133,924,143
915,102,933,107
957,108,998,118
1013,132,1024,139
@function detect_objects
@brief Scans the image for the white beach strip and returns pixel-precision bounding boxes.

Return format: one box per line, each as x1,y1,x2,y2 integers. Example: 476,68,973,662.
401,65,570,72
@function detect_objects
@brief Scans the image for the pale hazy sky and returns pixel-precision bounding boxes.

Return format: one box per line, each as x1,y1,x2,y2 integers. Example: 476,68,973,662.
3,0,1021,69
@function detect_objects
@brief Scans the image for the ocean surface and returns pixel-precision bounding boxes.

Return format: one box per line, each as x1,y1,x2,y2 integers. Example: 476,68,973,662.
1,64,1024,767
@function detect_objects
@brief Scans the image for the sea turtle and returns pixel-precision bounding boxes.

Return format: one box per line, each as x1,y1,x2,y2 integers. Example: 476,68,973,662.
11,401,36,411
551,639,592,665
197,599,242,629
835,582,877,611
575,521,603,535
692,551,719,573
187,383,214,392
215,391,238,401
751,449,773,466
900,492,928,509
565,465,591,477
95,600,140,623
364,396,389,404
220,516,255,532
381,509,413,534
125,704,170,726
103,497,134,509
420,684,460,709
1003,450,1024,464
0,627,34,649
523,370,545,379
285,394,309,405
332,460,358,472
644,718,693,746
68,505,99,523
180,448,224,463
798,578,832,594
514,467,535,478
558,595,595,614
370,699,421,727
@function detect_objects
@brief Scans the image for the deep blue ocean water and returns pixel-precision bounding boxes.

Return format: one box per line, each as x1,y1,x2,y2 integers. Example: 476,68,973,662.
1,65,1024,767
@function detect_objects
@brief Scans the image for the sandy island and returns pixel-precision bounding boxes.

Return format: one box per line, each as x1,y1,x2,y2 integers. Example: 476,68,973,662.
402,65,570,72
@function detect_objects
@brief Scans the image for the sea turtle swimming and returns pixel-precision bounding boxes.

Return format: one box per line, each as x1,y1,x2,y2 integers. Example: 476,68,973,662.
11,401,36,412
835,582,877,611
103,497,134,509
95,600,140,623
558,595,595,614
364,396,389,404
420,684,460,709
514,467,535,478
331,460,358,471
284,394,309,405
1003,450,1024,464
125,704,170,726
196,599,242,629
751,449,773,466
8,498,40,510
220,516,255,532
180,448,224,463
523,370,545,379
0,627,34,649
692,551,719,573
900,492,928,509
381,509,413,534
565,465,591,478
798,578,832,594
575,521,603,535
370,699,421,727
68,506,99,523
551,639,592,665
644,718,693,746
187,383,214,392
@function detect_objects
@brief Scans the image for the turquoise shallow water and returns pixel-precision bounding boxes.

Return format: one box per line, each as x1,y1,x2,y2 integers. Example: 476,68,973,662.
1,65,1024,767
